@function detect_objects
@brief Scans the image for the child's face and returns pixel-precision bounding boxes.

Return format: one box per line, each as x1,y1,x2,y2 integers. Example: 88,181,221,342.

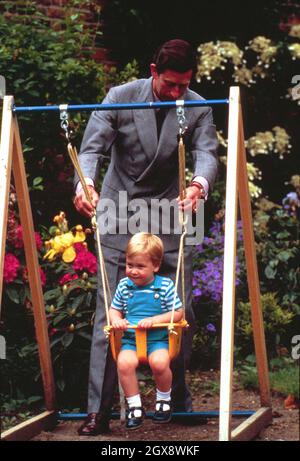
126,252,160,286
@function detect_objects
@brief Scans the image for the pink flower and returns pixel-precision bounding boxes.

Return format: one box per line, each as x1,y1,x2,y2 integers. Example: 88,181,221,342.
73,249,97,274
13,225,24,248
3,253,20,283
59,273,79,286
40,268,46,286
73,242,86,253
35,232,43,250
22,267,46,286
10,225,43,251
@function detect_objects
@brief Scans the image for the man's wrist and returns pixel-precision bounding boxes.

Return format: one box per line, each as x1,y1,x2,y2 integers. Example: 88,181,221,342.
189,181,205,198
75,178,95,195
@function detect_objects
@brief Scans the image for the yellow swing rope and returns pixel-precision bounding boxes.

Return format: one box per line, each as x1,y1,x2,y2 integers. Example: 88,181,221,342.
169,134,188,334
66,140,129,418
66,143,112,325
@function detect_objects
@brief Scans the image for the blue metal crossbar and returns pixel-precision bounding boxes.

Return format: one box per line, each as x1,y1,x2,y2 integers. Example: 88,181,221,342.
57,410,254,421
13,99,229,113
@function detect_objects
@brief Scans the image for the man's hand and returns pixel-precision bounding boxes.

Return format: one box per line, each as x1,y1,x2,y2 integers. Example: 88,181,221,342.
177,184,205,213
73,185,99,218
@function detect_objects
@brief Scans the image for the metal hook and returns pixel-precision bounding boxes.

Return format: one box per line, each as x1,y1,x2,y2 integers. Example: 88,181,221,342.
176,100,188,137
59,104,71,141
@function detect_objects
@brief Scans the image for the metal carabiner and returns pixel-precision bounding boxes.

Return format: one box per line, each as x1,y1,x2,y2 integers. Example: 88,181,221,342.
176,100,188,137
59,104,71,142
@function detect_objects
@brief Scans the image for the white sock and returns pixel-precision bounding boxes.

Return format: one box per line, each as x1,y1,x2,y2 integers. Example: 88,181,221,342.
126,394,142,418
156,388,171,411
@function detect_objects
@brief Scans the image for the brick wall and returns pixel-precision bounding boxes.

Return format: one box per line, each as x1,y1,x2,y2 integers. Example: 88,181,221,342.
0,0,113,65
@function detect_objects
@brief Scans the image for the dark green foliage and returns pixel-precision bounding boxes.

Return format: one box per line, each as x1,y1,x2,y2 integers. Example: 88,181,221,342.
0,2,138,416
0,1,138,224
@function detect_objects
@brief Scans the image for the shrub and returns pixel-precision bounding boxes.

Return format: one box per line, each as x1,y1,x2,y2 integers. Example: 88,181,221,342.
1,1,138,409
2,208,98,408
42,213,97,406
236,293,295,357
191,189,299,366
0,1,138,224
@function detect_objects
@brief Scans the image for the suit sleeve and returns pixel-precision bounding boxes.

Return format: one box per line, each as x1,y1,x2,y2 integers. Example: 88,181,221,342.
75,88,118,186
190,106,219,191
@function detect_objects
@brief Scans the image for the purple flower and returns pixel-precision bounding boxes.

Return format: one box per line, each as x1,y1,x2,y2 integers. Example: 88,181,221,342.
282,192,300,217
206,323,216,333
193,218,242,304
193,288,202,297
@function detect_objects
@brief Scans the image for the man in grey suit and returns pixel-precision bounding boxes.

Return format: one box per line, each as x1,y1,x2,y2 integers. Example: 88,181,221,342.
75,39,218,435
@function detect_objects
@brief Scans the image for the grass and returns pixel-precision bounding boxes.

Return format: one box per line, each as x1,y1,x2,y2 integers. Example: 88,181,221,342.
269,365,299,397
239,356,299,398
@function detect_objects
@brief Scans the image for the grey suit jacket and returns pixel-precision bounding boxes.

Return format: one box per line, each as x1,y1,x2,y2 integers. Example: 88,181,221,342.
77,77,218,251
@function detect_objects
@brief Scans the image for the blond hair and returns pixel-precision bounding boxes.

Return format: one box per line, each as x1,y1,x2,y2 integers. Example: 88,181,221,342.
126,232,164,267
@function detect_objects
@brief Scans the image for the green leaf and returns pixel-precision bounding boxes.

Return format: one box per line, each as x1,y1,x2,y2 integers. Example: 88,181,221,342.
85,291,93,307
44,288,61,301
27,396,43,405
49,226,59,237
276,231,290,239
5,286,20,304
264,265,277,279
77,331,92,341
57,378,66,392
52,312,68,326
56,295,66,308
50,335,64,349
66,283,85,295
277,251,292,262
62,333,74,348
69,293,86,310
75,321,90,329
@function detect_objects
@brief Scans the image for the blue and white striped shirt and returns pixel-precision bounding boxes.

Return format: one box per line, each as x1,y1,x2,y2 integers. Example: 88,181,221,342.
111,274,182,318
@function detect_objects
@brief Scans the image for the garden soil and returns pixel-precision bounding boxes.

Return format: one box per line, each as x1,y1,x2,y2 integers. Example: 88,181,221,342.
32,371,299,442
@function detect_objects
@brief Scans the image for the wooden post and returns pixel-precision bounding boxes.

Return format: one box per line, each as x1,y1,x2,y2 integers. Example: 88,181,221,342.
0,96,14,312
219,87,272,441
219,87,240,441
237,109,271,407
1,411,56,441
0,96,56,411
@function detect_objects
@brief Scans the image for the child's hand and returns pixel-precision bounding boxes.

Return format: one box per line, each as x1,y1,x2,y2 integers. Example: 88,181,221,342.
138,318,154,329
111,319,129,330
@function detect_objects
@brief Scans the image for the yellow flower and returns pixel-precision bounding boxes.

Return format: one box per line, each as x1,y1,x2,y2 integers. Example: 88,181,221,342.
43,214,87,262
289,25,300,39
288,43,300,60
74,225,86,243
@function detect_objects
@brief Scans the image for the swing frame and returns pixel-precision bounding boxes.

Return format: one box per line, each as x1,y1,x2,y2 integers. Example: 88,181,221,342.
0,87,272,441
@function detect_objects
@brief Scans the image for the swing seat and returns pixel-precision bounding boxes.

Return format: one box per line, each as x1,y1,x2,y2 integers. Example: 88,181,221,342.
104,319,188,365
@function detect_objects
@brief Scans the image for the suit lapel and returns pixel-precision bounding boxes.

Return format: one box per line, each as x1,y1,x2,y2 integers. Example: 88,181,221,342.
136,90,192,183
133,78,158,163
